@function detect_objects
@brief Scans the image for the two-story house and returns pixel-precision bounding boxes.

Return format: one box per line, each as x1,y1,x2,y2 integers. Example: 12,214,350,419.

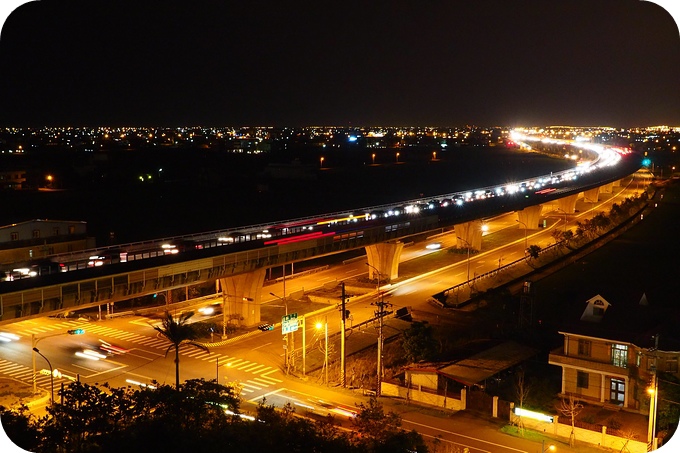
549,294,680,414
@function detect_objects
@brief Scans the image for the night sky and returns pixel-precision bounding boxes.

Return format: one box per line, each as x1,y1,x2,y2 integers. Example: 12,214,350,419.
0,0,679,128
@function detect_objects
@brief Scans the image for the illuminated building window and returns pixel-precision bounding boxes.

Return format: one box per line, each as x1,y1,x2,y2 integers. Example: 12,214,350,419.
611,344,628,368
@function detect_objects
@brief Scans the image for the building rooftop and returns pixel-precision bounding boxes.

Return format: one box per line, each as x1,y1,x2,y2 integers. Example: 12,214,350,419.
558,293,680,352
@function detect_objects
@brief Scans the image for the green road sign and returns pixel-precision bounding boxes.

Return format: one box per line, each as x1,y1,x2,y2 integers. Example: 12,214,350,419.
282,312,298,334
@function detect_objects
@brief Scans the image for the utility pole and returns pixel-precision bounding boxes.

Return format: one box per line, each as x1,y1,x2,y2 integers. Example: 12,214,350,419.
340,283,348,388
372,285,392,397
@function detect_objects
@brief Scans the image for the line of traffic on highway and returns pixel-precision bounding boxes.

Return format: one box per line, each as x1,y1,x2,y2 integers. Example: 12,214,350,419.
1,132,634,284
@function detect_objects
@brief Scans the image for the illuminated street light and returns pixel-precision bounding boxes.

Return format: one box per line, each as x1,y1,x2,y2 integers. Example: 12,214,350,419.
32,347,54,407
542,440,556,452
395,152,400,163
32,329,84,395
320,156,325,168
555,207,568,233
371,153,376,164
648,334,660,450
315,315,328,386
456,236,471,284
516,219,528,251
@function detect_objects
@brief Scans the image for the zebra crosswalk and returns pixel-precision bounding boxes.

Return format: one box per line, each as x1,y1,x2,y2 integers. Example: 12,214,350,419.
183,349,283,394
1,318,284,396
0,359,76,391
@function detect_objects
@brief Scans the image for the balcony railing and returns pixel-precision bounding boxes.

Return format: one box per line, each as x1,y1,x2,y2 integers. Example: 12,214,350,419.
548,348,632,378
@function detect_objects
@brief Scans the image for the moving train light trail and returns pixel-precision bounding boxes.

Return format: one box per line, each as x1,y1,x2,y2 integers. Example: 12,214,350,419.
0,131,636,283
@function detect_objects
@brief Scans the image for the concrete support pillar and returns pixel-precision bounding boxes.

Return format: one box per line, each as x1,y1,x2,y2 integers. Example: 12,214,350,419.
218,267,267,327
583,187,599,203
555,193,579,214
453,220,483,251
600,374,606,403
516,204,542,230
600,182,613,193
365,241,404,281
612,178,621,187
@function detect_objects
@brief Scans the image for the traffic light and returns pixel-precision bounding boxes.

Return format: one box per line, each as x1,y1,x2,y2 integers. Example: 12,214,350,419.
68,329,85,335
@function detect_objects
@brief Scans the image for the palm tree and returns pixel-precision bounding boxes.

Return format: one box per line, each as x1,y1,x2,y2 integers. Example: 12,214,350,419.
154,311,209,389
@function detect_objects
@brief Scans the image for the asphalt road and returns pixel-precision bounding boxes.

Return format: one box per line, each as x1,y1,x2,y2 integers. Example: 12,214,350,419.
2,172,672,452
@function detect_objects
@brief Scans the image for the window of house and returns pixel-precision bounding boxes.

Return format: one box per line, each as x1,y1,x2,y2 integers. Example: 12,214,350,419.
577,371,589,389
611,344,628,368
68,225,75,234
592,299,605,316
53,227,60,236
578,339,592,357
10,232,18,241
666,358,678,373
33,229,40,239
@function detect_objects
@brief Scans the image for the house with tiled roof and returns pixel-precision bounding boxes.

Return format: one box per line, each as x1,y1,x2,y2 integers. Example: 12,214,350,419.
549,293,680,413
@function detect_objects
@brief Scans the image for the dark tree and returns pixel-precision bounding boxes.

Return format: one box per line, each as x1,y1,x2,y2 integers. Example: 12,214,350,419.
402,321,438,363
154,310,209,388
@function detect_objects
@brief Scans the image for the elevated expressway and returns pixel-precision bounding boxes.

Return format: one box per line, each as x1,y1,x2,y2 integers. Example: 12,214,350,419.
0,141,642,326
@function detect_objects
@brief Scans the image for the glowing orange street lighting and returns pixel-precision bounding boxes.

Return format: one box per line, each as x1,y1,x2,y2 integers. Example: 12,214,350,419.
396,152,400,163
372,153,376,164
432,151,436,160
315,316,328,386
320,156,325,168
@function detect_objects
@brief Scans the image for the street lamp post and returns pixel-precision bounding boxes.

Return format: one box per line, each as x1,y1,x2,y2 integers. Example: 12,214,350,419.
456,236,471,284
32,347,54,406
320,156,324,168
648,334,660,450
541,440,556,452
301,316,306,377
516,219,528,251
32,329,84,395
270,292,293,373
315,316,328,386
555,207,568,233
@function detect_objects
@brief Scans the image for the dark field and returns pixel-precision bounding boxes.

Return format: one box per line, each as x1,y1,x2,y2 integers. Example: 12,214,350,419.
533,179,680,326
